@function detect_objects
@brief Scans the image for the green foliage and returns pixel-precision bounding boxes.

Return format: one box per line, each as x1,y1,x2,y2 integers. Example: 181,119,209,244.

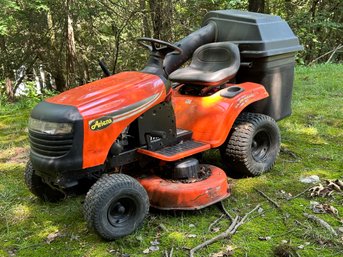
0,81,57,112
0,64,342,256
0,0,341,97
268,0,342,63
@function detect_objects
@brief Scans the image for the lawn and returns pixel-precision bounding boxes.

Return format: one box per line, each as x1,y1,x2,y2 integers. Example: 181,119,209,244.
0,64,342,257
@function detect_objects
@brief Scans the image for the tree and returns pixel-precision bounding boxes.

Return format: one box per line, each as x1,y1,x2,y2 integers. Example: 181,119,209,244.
248,0,265,13
0,0,342,100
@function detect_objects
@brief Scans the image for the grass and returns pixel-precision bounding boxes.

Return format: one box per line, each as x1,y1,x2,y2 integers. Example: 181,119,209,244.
0,64,342,257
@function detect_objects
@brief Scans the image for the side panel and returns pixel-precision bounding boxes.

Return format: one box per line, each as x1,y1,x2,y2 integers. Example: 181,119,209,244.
172,82,269,147
81,91,166,168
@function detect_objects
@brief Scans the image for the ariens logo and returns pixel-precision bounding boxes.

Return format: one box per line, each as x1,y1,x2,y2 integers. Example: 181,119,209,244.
90,117,113,131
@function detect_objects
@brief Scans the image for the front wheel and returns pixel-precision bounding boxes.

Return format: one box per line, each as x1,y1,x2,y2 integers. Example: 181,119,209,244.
220,112,281,177
24,160,65,202
84,174,149,240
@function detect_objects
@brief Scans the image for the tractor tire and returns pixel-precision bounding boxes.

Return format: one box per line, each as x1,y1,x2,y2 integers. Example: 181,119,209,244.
24,160,65,202
220,112,280,177
84,173,149,240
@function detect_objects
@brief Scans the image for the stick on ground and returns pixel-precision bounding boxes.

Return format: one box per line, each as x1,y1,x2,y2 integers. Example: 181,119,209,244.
254,188,280,209
208,214,224,232
189,205,260,257
219,201,234,222
288,186,312,201
303,213,338,236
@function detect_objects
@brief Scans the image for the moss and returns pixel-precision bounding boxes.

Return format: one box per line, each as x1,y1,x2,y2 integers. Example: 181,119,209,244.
0,64,342,256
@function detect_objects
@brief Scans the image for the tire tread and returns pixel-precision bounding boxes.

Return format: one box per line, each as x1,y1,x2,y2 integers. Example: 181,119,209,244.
84,174,149,240
220,112,280,177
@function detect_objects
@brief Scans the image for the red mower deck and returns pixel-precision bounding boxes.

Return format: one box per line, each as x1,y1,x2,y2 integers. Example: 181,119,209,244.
138,165,230,210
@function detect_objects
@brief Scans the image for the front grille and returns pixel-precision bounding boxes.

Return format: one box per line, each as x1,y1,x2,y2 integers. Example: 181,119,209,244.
29,130,73,157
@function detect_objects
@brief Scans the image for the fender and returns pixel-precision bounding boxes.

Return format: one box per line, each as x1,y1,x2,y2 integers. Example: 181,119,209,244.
46,71,167,169
172,82,269,147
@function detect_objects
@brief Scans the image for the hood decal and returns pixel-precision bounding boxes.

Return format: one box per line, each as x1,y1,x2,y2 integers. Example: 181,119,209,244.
89,117,113,131
88,92,162,130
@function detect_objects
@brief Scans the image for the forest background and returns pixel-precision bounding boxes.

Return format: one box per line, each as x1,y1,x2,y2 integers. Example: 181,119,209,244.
0,0,342,99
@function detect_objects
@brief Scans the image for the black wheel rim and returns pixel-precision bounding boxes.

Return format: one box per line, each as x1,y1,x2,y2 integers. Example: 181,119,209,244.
251,131,270,162
107,197,136,227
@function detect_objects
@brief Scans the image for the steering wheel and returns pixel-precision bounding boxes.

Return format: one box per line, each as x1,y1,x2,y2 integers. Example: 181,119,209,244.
137,37,182,56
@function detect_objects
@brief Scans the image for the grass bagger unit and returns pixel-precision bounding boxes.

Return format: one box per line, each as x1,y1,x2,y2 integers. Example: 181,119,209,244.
25,10,303,239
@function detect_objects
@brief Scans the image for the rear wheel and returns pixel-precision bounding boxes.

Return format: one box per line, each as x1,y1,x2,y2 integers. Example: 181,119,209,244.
220,112,280,177
24,160,65,202
84,174,149,240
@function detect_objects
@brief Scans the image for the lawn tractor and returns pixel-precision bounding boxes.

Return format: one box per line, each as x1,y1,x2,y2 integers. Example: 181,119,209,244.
25,10,302,240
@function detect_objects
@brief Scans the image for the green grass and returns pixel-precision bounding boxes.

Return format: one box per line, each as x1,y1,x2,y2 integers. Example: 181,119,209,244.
0,64,342,257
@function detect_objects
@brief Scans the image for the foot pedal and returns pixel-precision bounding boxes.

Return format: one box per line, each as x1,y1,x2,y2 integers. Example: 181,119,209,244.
138,140,210,161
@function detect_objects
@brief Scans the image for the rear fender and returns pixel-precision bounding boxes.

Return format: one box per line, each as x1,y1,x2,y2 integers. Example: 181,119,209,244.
172,82,269,147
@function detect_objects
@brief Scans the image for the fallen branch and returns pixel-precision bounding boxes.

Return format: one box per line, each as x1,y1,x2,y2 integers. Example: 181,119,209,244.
208,214,224,232
165,247,173,257
219,201,234,222
309,44,343,65
303,213,338,236
326,44,343,63
288,186,312,201
294,219,309,229
254,188,280,209
190,205,260,257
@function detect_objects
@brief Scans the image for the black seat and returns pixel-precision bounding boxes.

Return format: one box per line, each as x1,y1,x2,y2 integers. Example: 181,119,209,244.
169,42,240,86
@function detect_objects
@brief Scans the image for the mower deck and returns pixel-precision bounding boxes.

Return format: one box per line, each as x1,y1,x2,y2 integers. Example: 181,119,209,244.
137,165,230,210
137,140,210,161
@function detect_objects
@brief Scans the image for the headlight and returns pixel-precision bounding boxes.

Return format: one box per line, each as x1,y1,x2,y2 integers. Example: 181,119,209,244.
28,118,73,135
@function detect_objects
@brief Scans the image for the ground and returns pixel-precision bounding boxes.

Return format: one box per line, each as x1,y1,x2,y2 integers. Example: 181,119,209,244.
0,64,342,257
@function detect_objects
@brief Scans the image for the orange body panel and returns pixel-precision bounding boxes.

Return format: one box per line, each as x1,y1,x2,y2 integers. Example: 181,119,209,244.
46,71,166,169
172,82,269,147
137,142,210,161
138,165,230,210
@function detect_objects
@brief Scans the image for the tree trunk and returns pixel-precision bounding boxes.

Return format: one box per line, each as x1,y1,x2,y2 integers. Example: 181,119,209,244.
54,72,67,92
248,0,265,13
139,0,151,37
148,0,174,40
0,36,13,85
33,68,42,94
66,0,77,87
5,78,14,101
39,65,46,90
83,59,90,84
162,0,173,41
148,0,163,39
307,0,320,62
283,0,292,19
47,10,56,47
46,9,66,91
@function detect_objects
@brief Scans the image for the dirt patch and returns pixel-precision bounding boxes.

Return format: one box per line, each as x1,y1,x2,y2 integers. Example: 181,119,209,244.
0,146,29,164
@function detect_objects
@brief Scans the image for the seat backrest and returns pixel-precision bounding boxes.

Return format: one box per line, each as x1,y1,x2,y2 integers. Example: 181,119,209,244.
191,42,240,72
169,42,240,86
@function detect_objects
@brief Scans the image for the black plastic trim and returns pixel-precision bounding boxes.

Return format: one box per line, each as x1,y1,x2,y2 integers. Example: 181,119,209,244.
220,86,244,98
29,101,84,176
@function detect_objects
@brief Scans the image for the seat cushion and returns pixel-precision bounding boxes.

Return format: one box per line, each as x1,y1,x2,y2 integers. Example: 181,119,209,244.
169,42,240,86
